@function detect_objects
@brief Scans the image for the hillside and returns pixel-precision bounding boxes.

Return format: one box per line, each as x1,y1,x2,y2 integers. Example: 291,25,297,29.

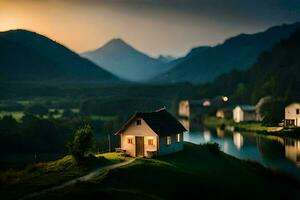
205,27,300,104
9,143,300,200
82,39,171,82
154,22,300,84
0,30,118,82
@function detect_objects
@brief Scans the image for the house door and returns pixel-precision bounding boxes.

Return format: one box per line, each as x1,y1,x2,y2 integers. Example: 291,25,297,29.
135,136,144,157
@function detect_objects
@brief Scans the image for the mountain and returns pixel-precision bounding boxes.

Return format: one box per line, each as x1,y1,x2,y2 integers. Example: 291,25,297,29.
157,55,177,63
82,39,172,82
205,27,300,104
154,22,300,84
0,30,119,82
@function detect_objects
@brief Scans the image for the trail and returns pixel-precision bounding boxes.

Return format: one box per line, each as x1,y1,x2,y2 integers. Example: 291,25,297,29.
20,158,135,200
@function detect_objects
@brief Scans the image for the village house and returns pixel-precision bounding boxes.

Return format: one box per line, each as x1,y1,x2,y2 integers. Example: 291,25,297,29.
178,99,211,118
233,105,256,123
285,103,300,128
115,108,187,157
216,108,232,119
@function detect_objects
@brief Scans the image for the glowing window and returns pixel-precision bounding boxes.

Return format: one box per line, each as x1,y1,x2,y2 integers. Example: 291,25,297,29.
148,139,154,145
127,138,133,144
176,134,181,142
166,136,172,145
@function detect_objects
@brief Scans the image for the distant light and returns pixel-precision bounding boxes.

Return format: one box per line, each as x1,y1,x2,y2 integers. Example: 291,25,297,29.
222,96,229,102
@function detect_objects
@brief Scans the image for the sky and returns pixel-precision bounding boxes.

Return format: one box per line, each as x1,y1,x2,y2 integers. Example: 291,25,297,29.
1,0,300,57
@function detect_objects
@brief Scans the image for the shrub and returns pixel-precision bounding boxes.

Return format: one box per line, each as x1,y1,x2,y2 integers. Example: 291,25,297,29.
207,142,220,154
67,125,96,162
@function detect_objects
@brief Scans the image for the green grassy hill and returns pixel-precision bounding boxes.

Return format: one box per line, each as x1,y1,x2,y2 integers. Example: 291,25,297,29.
30,143,300,200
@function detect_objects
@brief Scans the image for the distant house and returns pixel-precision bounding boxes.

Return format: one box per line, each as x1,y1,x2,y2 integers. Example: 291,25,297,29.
216,108,232,119
115,108,187,157
233,105,256,123
178,99,211,118
285,103,300,128
178,99,211,131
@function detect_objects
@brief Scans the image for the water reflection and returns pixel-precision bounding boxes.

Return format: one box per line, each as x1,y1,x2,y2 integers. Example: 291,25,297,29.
233,132,243,150
203,129,211,142
184,128,300,179
285,138,300,167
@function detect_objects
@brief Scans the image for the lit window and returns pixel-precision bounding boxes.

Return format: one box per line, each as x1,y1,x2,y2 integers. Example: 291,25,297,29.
127,138,133,144
148,139,154,145
166,136,172,145
176,134,181,142
297,109,300,115
136,119,142,125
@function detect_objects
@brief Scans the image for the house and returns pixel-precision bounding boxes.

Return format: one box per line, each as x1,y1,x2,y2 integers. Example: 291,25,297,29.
178,99,211,118
233,105,256,123
216,108,232,119
285,103,300,128
115,108,187,157
178,99,211,130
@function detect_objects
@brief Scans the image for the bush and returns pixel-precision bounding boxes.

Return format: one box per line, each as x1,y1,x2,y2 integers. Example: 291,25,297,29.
67,125,96,162
207,143,220,154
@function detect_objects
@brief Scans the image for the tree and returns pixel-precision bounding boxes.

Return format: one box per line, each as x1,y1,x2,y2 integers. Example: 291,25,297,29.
259,98,285,126
25,104,48,116
67,125,96,161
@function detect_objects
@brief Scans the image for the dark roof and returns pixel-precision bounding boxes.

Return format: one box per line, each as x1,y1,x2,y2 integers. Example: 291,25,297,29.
115,108,187,136
237,105,256,112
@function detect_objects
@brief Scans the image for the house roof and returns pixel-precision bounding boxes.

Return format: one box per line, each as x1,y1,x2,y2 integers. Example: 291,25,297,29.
286,102,300,108
236,105,256,112
115,108,187,136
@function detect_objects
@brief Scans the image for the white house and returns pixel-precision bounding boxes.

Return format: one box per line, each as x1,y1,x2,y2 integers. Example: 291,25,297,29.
115,108,187,157
233,105,256,123
285,103,300,128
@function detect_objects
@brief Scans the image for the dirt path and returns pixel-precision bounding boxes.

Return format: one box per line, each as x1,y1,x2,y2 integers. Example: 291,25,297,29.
20,158,135,200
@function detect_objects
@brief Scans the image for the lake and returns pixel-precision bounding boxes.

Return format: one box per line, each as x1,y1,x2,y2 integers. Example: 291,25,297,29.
184,127,300,179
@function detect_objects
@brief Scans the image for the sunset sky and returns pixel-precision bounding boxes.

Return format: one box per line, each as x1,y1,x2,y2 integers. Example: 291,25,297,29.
1,0,300,57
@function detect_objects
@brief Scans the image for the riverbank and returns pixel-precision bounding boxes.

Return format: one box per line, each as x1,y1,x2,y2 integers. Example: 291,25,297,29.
203,117,300,138
16,143,300,200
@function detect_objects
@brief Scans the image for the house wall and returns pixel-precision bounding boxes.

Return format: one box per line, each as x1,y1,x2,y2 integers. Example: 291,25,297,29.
233,107,243,123
120,117,158,157
179,100,190,117
158,133,184,156
233,106,256,123
285,103,300,127
243,111,257,121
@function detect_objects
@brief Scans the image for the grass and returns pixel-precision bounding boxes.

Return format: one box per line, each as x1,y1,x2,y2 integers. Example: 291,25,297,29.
32,143,300,200
204,116,281,132
0,152,127,200
89,115,116,121
0,108,80,120
0,111,24,121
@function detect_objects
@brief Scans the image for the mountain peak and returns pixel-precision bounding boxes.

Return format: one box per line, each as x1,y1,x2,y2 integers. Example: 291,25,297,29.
103,38,132,49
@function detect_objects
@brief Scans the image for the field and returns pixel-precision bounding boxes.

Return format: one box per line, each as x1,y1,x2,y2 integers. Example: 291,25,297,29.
2,143,299,200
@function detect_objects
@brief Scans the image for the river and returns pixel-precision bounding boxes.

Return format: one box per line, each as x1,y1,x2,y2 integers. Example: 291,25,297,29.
184,127,300,179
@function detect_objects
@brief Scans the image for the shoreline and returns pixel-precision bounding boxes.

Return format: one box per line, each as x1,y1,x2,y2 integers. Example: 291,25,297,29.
203,117,300,139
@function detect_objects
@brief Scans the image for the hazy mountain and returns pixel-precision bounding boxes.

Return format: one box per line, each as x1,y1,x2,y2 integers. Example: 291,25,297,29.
82,39,171,82
154,22,300,84
0,29,118,82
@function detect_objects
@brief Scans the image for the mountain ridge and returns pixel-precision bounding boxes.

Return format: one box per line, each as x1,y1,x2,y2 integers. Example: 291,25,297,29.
82,38,172,82
153,22,300,84
0,29,119,82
